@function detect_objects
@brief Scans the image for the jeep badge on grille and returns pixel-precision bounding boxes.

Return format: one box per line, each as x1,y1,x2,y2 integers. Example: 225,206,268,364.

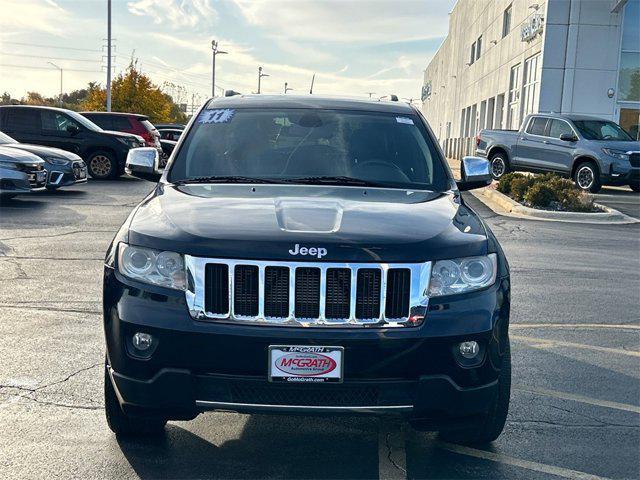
289,244,327,259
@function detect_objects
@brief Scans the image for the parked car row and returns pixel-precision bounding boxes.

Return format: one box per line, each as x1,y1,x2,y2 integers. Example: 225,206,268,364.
0,105,186,185
476,113,640,193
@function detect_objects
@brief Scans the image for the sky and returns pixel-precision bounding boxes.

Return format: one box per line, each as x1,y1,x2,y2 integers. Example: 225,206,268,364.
0,0,457,107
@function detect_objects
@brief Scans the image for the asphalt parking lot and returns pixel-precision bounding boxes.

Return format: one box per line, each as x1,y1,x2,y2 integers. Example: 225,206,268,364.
0,179,639,480
593,186,640,219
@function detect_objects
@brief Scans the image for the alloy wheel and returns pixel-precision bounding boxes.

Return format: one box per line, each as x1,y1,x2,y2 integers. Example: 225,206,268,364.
491,157,506,178
90,155,112,177
576,166,594,190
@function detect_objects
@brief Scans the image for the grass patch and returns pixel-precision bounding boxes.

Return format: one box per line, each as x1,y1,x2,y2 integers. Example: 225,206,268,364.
497,173,600,212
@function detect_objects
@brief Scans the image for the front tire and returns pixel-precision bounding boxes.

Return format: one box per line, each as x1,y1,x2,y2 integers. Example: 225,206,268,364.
104,364,167,437
489,153,509,180
573,161,601,193
439,342,511,445
87,151,117,179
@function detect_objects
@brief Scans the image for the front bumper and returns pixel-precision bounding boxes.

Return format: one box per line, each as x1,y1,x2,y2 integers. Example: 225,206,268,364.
601,164,640,186
104,267,510,423
45,162,88,188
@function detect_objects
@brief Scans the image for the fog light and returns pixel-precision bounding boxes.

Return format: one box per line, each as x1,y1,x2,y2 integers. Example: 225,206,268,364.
132,332,153,351
459,341,479,359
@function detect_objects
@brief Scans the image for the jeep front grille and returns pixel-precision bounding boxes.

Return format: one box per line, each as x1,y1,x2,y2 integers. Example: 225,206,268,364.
186,256,431,328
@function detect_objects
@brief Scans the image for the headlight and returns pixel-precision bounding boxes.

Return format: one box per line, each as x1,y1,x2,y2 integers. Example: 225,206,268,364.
428,254,497,297
602,148,629,160
44,156,70,166
117,243,186,290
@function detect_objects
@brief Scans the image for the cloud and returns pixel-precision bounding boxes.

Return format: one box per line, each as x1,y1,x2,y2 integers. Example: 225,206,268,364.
127,0,218,28
232,0,452,43
146,31,429,99
0,0,72,37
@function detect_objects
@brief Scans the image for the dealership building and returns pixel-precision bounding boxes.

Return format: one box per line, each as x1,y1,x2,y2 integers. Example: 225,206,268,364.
421,0,640,159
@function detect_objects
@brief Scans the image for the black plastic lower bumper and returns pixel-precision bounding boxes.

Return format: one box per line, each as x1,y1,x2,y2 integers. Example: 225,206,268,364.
108,366,498,422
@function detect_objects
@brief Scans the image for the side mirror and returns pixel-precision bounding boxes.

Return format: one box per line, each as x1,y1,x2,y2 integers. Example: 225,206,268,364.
66,124,80,135
559,133,578,142
125,147,162,182
456,156,492,192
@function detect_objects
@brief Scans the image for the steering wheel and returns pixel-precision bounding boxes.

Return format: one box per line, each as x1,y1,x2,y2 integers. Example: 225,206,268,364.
354,159,411,183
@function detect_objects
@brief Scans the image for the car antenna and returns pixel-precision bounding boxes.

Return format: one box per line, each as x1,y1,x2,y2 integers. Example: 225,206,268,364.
309,73,315,94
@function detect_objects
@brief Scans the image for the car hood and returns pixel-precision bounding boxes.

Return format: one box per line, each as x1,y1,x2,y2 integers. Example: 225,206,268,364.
101,130,142,141
0,146,45,165
592,140,640,151
2,143,82,161
127,184,488,263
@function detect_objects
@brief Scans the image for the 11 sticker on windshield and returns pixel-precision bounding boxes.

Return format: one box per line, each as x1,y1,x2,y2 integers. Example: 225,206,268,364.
199,109,236,124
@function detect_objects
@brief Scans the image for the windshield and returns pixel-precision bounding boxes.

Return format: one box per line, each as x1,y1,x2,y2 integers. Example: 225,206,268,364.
0,131,17,144
168,107,449,191
573,120,633,141
67,111,103,132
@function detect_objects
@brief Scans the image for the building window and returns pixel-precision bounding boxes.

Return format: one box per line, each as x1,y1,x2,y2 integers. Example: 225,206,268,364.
476,35,482,60
502,5,512,38
495,94,505,129
522,53,541,118
470,42,476,65
618,0,639,139
507,64,521,129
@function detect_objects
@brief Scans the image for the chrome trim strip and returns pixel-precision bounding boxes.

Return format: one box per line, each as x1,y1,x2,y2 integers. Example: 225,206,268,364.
184,256,431,328
195,400,413,412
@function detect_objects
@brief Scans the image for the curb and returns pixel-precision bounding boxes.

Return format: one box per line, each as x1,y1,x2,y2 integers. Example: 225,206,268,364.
470,187,639,224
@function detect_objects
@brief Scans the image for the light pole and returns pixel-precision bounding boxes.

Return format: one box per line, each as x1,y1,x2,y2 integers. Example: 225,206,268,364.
284,82,293,94
257,66,269,94
106,0,111,111
211,40,227,98
366,92,376,98
47,62,63,106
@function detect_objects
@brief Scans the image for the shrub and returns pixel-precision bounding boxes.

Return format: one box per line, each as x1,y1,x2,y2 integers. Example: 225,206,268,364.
557,187,595,212
497,172,597,212
523,182,556,208
509,176,536,202
497,172,525,195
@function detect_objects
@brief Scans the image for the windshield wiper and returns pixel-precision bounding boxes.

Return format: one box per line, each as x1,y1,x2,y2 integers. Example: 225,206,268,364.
173,175,285,185
282,176,389,188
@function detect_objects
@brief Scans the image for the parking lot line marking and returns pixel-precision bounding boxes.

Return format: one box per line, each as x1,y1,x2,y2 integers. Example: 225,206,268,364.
514,385,640,414
511,334,640,358
512,323,640,330
378,421,407,480
438,442,613,480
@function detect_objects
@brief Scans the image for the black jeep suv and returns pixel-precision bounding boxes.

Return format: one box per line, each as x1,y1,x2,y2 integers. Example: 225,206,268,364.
0,105,144,179
103,95,511,444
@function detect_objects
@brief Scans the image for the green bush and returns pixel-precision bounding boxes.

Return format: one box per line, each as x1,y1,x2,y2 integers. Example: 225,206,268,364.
509,176,536,202
523,182,555,208
496,172,525,195
497,172,597,212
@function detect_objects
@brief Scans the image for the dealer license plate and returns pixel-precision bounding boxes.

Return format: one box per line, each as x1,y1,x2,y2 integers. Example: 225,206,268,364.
269,346,343,383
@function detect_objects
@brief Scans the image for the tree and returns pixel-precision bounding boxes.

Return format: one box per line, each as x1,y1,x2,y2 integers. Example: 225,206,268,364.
24,92,52,106
81,61,188,123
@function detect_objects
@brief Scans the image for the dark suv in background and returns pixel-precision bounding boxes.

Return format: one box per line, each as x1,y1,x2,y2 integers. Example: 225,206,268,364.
0,105,144,179
81,112,162,150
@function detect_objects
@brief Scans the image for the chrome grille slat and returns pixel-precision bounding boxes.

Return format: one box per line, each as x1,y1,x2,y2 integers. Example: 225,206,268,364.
185,256,432,328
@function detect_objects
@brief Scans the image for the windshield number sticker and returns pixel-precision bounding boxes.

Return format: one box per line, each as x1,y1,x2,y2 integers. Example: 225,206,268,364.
198,109,236,124
396,117,414,125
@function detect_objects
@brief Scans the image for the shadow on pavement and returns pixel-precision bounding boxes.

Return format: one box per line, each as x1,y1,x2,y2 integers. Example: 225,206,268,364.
118,414,379,479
